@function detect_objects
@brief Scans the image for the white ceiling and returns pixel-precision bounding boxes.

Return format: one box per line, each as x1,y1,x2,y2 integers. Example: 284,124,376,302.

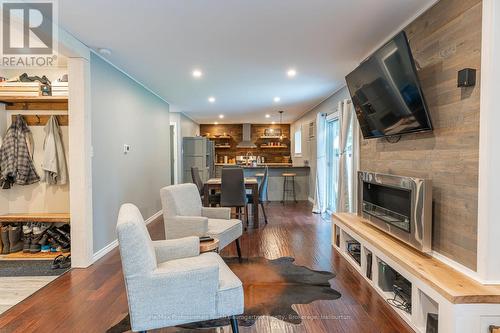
59,0,436,124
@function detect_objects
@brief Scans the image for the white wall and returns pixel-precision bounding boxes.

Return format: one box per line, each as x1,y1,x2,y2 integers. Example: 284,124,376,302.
291,86,351,200
169,111,199,184
0,68,70,213
90,53,171,253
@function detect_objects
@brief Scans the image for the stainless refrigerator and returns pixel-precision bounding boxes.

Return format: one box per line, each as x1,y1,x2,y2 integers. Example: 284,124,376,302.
182,137,215,183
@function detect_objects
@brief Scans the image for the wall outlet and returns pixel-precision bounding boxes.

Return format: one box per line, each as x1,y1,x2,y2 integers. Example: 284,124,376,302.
123,144,131,154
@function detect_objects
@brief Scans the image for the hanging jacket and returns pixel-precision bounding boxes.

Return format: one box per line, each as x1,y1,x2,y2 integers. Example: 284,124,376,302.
41,116,68,185
0,115,40,189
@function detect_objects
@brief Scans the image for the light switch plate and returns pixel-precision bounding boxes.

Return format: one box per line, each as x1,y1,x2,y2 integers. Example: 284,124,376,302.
123,144,130,154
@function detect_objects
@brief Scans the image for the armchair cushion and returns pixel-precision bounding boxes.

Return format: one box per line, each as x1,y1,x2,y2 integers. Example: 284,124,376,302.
158,252,244,318
202,207,231,220
130,260,220,331
207,218,243,250
152,236,200,263
164,216,208,239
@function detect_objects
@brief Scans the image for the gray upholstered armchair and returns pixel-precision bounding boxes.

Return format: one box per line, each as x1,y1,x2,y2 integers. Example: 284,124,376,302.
116,203,244,332
160,183,243,259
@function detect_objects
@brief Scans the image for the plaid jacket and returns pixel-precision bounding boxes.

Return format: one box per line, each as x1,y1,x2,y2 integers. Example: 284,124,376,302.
0,115,40,189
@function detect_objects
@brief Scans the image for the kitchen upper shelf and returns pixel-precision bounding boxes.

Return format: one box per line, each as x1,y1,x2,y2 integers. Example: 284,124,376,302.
260,135,287,139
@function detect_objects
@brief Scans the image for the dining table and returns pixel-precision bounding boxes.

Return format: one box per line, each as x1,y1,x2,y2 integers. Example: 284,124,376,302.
203,177,260,227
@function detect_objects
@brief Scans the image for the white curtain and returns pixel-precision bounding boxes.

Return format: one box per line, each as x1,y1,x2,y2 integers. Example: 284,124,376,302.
336,99,358,213
312,112,327,214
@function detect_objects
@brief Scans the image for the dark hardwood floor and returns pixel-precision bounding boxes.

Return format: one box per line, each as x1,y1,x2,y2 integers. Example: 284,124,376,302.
0,202,412,333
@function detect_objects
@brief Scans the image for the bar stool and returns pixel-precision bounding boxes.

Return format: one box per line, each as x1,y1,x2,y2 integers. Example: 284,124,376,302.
255,172,269,202
281,172,297,204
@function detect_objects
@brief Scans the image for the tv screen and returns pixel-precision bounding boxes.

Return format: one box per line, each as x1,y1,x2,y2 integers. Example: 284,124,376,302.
345,31,432,139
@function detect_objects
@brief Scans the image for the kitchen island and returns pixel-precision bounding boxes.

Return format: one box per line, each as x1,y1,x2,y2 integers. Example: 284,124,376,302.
214,163,310,201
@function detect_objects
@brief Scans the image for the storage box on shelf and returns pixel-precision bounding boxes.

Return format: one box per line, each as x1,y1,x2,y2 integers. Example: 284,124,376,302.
332,213,500,333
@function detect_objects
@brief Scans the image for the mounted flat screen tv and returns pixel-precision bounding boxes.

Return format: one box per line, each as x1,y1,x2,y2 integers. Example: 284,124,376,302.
345,31,432,139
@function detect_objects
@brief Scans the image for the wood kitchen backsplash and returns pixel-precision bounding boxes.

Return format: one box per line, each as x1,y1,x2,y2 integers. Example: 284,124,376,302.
200,124,291,163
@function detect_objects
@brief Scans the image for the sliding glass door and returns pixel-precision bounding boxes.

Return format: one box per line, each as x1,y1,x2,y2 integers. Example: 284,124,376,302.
326,115,340,213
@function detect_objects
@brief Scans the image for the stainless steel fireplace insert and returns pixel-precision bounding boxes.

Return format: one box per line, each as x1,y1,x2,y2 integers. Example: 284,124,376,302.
357,171,432,253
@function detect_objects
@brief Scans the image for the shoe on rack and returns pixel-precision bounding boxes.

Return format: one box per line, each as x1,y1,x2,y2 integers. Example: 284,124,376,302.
8,225,24,253
30,235,42,253
22,222,33,235
38,232,49,246
48,238,57,252
55,225,70,242
1,225,10,254
32,223,50,236
46,229,69,249
23,233,32,253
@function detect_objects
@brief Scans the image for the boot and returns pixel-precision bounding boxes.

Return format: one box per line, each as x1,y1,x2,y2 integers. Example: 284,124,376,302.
9,225,24,253
23,223,33,253
30,233,42,253
1,225,10,254
23,234,32,253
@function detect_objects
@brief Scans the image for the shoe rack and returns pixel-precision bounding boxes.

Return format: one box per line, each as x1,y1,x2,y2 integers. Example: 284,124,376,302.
0,214,70,259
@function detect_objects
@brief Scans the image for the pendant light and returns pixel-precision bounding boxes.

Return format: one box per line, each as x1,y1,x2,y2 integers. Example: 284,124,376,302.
279,110,284,141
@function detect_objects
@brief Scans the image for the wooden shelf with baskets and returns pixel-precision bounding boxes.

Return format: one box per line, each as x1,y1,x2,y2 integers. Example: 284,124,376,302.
0,96,68,110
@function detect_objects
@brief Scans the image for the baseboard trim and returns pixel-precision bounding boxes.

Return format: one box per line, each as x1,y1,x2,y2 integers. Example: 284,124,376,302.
91,210,162,263
145,210,162,225
92,239,118,263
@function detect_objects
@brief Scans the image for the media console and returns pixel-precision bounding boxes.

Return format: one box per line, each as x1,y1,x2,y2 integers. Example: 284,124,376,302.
333,213,500,333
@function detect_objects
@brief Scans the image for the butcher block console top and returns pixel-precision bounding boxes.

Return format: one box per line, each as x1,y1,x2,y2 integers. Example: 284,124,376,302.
333,213,500,304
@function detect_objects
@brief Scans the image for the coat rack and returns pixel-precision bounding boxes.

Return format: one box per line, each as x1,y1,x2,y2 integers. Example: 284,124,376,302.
11,114,68,126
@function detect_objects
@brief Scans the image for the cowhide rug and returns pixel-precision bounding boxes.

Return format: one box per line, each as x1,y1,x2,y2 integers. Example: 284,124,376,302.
107,257,341,332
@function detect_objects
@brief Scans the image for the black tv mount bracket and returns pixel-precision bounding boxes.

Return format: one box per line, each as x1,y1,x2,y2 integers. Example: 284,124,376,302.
385,135,402,143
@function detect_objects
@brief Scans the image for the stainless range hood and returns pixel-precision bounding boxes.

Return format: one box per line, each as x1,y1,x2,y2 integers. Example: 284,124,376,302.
236,123,257,148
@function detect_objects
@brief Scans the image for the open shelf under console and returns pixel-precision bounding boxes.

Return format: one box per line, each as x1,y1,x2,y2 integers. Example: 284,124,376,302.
332,213,500,333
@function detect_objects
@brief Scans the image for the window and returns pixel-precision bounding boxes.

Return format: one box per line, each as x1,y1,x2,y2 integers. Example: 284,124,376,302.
294,128,302,156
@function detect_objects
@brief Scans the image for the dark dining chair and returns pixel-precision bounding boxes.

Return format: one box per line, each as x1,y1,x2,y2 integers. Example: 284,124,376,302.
220,167,248,225
247,166,269,224
191,167,220,205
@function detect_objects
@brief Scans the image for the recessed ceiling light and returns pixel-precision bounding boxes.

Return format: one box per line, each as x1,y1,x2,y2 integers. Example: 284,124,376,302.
265,114,270,118
214,121,219,125
273,97,281,103
192,69,203,78
98,48,112,56
208,96,216,103
218,114,224,119
287,69,297,77
272,121,276,124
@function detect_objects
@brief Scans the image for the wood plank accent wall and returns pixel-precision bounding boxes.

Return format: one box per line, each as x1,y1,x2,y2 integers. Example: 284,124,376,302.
360,0,482,270
200,124,291,163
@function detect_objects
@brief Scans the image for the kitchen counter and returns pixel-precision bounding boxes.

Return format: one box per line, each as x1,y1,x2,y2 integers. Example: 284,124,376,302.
214,163,309,169
214,163,310,201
